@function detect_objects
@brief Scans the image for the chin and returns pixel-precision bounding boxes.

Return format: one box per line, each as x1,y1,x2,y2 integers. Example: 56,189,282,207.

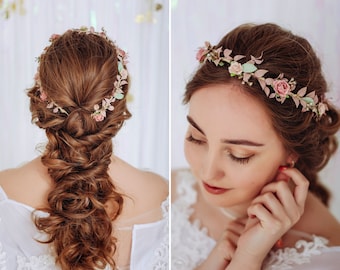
200,186,253,209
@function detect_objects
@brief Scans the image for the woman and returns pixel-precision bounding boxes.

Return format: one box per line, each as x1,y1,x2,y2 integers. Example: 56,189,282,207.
0,27,168,270
171,23,340,269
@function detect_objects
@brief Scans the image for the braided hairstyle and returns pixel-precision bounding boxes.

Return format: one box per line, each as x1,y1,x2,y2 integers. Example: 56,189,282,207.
185,23,340,206
27,28,131,269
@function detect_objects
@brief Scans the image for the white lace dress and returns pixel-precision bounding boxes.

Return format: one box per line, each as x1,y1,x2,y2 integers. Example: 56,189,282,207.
0,186,168,270
171,170,340,269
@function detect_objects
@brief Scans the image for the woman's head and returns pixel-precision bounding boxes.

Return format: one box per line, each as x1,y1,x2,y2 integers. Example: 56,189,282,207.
185,83,294,209
27,27,131,269
184,23,340,207
29,27,131,132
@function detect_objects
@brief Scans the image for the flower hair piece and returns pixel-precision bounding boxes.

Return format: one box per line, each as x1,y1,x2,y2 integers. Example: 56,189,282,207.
34,26,127,122
196,42,328,119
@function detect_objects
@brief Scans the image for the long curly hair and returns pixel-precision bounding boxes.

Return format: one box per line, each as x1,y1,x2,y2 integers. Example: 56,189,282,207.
184,23,340,206
27,29,131,269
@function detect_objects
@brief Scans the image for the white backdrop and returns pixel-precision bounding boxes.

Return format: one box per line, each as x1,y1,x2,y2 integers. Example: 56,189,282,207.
171,0,340,219
0,0,169,179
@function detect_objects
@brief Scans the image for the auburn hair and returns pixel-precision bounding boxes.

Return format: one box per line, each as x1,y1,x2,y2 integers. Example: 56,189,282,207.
184,23,340,206
27,29,131,269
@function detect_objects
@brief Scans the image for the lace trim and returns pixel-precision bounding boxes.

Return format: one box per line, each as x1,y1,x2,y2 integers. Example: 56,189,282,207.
17,254,58,270
7,197,169,270
172,170,336,270
263,235,329,269
151,197,169,270
172,171,215,269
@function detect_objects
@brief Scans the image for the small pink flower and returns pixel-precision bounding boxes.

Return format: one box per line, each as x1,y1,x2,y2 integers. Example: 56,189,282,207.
272,79,291,97
117,48,126,58
93,114,105,122
40,90,48,101
228,61,243,76
117,48,128,64
318,103,328,116
49,34,60,42
196,48,207,62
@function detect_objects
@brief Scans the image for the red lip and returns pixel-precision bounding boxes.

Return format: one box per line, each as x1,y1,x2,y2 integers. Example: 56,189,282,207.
203,182,229,195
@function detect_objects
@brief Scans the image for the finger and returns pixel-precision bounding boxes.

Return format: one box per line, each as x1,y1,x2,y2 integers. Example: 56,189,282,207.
221,229,240,247
260,181,299,219
251,192,288,219
244,215,259,231
247,202,290,237
277,168,309,210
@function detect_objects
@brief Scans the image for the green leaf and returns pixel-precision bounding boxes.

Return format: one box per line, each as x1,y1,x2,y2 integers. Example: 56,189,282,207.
302,97,314,105
242,63,257,73
114,93,124,100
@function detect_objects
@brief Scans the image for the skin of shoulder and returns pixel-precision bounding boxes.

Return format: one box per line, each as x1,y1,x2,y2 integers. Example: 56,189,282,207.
108,156,168,220
0,157,52,209
292,192,340,246
0,156,169,218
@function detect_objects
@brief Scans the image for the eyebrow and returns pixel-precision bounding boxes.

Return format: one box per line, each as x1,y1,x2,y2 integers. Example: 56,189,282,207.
221,139,264,147
187,115,205,135
187,115,264,147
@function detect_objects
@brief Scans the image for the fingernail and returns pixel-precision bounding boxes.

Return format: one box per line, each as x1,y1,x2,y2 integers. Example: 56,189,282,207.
278,166,288,172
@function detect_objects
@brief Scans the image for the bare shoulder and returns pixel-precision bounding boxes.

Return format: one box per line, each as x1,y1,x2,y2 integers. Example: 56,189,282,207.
109,156,168,217
0,158,51,208
292,192,340,246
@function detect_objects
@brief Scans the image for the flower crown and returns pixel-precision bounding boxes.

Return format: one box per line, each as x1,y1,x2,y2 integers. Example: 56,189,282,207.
196,42,328,119
35,26,128,122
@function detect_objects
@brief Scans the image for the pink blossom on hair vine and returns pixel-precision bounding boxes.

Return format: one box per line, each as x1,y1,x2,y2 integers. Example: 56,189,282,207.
196,42,328,119
34,26,128,122
90,47,128,122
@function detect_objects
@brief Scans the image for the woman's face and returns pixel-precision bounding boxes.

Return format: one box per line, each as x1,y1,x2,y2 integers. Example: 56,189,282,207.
184,84,293,209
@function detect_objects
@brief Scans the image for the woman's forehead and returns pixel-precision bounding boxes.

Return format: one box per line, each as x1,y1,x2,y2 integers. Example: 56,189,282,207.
188,84,277,141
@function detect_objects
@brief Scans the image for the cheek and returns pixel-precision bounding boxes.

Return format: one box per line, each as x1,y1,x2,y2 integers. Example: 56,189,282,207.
230,161,281,196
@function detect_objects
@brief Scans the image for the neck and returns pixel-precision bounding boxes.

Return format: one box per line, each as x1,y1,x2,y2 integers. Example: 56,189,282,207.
219,204,249,220
197,185,250,220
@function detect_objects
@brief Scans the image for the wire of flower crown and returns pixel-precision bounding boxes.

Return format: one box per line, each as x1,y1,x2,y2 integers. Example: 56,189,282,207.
35,26,127,122
196,41,328,119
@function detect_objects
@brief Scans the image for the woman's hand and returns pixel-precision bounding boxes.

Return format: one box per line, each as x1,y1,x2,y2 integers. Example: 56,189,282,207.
227,167,309,269
195,219,245,270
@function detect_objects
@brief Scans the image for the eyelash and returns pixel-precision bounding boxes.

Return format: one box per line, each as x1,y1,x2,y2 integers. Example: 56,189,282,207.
186,135,205,145
228,155,252,164
186,135,253,165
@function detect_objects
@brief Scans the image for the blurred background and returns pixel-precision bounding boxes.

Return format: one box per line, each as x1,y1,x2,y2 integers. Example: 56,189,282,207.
0,0,169,179
171,0,340,219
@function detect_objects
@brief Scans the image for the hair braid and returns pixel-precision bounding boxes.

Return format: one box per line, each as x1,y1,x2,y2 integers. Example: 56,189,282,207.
27,28,131,269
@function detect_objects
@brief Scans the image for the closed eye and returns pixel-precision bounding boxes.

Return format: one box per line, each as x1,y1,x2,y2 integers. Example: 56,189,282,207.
186,135,205,145
228,154,253,164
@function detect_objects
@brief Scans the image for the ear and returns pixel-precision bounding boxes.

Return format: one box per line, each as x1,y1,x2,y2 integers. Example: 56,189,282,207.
286,152,299,167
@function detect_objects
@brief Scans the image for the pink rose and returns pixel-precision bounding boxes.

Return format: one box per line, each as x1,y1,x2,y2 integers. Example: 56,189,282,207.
39,90,48,101
93,114,105,122
273,79,291,97
196,48,207,62
228,61,243,76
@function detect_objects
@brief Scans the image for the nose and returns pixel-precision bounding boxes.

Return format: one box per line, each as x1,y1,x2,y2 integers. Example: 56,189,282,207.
200,150,225,182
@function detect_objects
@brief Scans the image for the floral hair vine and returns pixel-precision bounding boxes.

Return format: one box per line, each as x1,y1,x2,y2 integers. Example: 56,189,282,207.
35,26,127,122
196,42,328,119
